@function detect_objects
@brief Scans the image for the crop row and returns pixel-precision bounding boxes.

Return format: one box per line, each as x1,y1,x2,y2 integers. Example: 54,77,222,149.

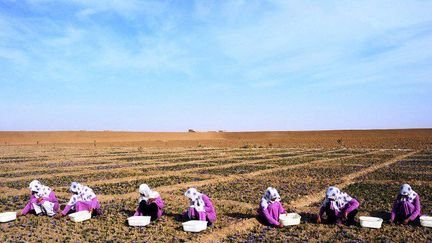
0,171,141,190
10,148,308,173
92,176,205,195
0,169,64,179
270,165,361,182
197,164,274,176
149,162,221,172
198,176,332,205
358,152,432,183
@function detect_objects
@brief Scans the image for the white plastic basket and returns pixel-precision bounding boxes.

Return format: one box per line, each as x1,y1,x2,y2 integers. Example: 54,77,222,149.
279,213,301,226
420,215,432,228
69,211,92,223
0,212,17,223
128,216,151,227
359,216,383,229
182,220,207,232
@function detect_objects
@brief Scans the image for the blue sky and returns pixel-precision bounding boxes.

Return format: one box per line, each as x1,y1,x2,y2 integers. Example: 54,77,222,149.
0,0,431,131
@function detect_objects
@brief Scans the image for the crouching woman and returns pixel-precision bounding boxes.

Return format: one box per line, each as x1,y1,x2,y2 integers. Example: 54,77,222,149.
134,184,164,221
55,182,101,219
258,187,286,228
390,184,421,225
317,186,359,225
183,188,216,225
17,180,59,217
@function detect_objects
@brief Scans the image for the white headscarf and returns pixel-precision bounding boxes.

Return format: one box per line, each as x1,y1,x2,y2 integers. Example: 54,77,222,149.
399,184,417,203
67,182,96,205
29,180,52,198
138,184,160,203
184,188,205,212
323,186,352,212
260,187,281,209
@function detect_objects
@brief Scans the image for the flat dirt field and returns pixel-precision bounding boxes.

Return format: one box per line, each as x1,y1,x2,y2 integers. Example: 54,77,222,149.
1,129,432,149
0,130,431,241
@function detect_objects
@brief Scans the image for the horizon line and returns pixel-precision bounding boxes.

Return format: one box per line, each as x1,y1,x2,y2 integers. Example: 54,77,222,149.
0,128,431,133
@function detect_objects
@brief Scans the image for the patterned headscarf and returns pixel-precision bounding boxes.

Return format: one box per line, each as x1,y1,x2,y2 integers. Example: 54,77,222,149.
29,180,42,192
260,187,281,209
323,186,353,212
29,180,52,198
67,182,96,206
184,188,205,212
138,184,160,203
398,184,417,203
70,182,83,194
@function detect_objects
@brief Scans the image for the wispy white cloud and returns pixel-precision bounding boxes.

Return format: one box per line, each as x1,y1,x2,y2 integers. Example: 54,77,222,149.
200,0,432,89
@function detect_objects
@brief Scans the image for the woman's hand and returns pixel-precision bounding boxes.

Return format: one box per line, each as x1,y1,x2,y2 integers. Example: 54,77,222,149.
343,211,348,219
316,215,321,224
403,218,410,225
278,223,284,228
37,197,43,203
54,213,63,219
16,211,22,217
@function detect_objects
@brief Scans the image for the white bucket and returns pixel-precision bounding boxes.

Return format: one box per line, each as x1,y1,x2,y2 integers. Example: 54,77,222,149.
182,220,207,232
0,212,17,223
128,216,151,227
69,211,92,223
420,215,432,228
279,213,301,226
359,216,383,229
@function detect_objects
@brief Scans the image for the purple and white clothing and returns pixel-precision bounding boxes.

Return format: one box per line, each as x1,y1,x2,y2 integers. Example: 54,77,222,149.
258,187,286,226
134,184,164,221
319,186,359,219
21,180,59,216
184,188,216,223
391,184,421,222
62,182,100,215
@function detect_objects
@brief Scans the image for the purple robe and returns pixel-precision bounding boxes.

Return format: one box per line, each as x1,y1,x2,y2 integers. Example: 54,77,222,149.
21,191,59,215
391,195,421,222
319,198,359,219
61,197,101,215
134,196,165,220
185,194,217,223
258,201,286,226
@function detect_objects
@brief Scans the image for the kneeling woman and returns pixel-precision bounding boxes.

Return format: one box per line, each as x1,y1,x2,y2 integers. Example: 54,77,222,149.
317,186,359,225
134,184,164,221
184,188,216,224
55,182,101,218
17,180,59,217
258,187,286,227
390,184,421,225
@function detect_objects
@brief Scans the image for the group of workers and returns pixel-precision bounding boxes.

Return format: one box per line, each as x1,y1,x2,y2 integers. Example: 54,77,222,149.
16,180,217,224
17,180,423,227
16,180,102,219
